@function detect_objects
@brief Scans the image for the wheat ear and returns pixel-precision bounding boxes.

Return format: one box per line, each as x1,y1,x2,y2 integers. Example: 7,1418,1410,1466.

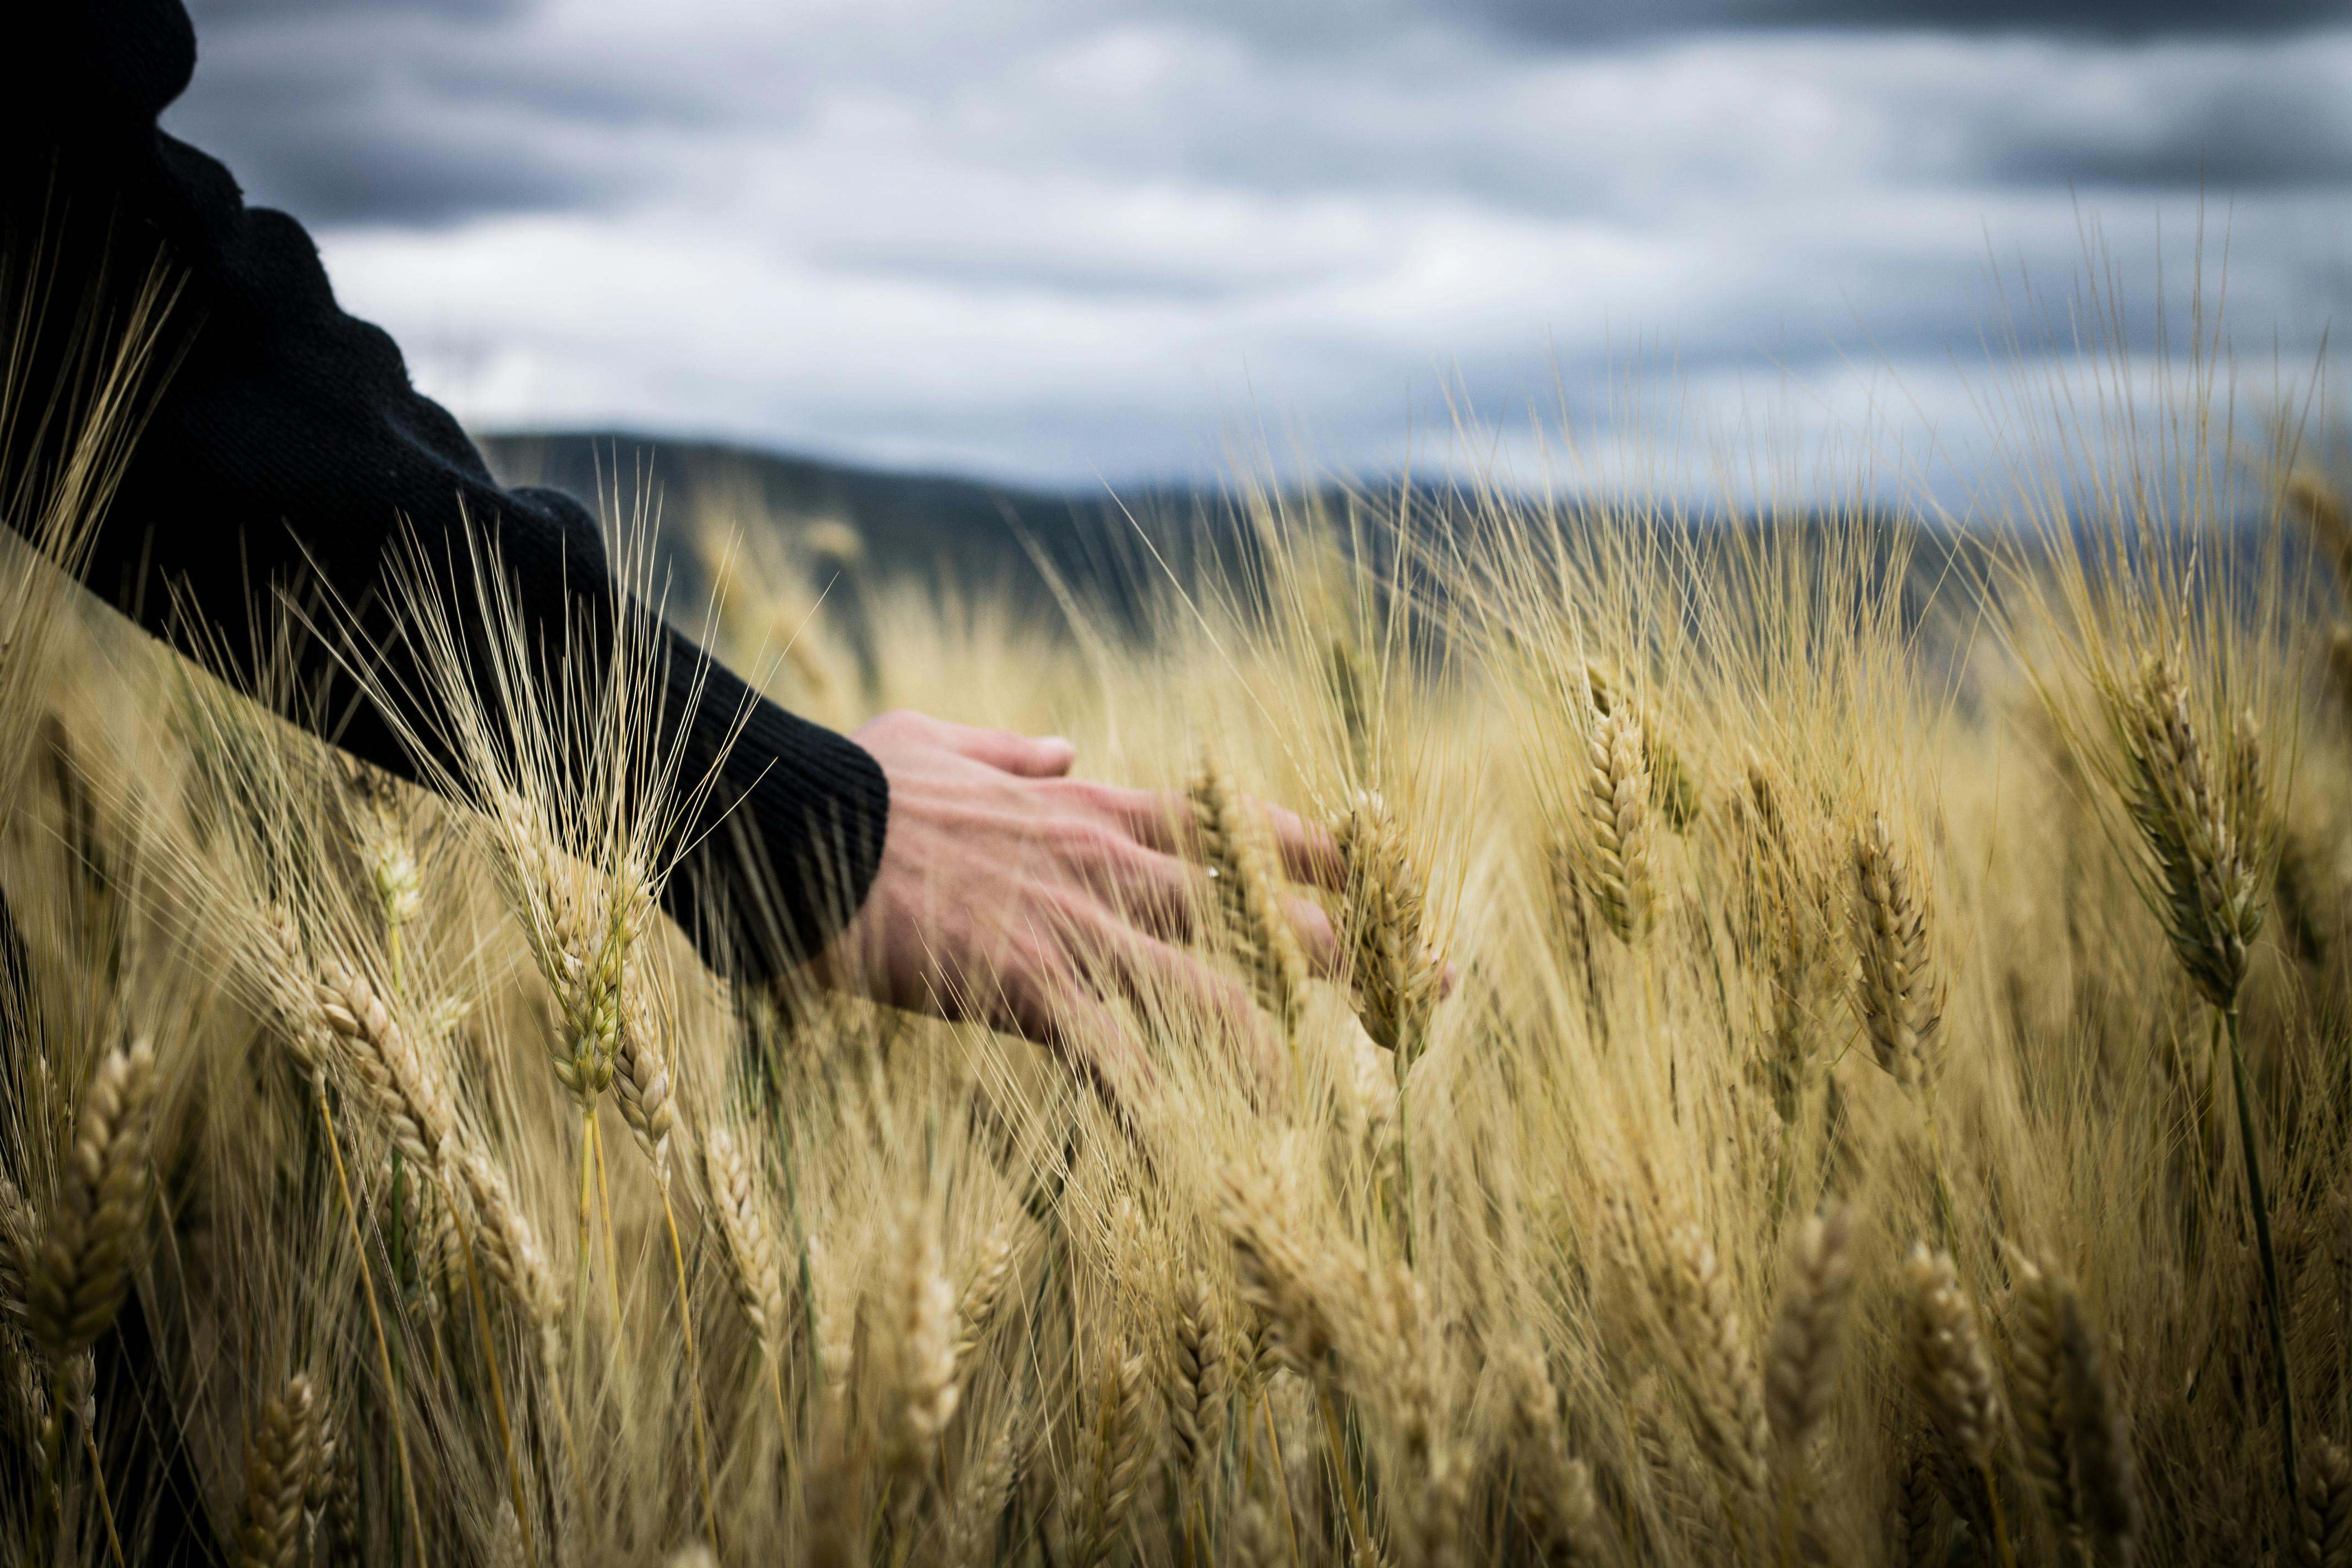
613,973,676,1175
886,1218,960,1484
1168,1271,1226,1485
1222,1172,1335,1375
28,1037,157,1360
950,1419,1020,1568
1663,1222,1771,1522
1504,1346,1602,1565
1766,1202,1855,1468
1849,815,1942,1090
2057,1286,2139,1562
1077,1344,1151,1568
316,963,455,1171
1902,1245,2015,1567
2308,1438,2352,1568
1586,661,1700,830
1584,701,1656,943
2113,657,2262,1010
458,1148,565,1339
703,1126,790,1365
1335,790,1444,1063
232,1372,322,1568
2008,1253,2081,1546
954,1227,1016,1374
1190,754,1309,1037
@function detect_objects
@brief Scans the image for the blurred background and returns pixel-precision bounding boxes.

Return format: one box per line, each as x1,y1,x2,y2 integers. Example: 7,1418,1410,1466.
168,0,2350,513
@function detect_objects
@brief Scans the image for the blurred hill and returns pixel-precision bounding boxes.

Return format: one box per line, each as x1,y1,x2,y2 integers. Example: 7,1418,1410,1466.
478,430,1192,612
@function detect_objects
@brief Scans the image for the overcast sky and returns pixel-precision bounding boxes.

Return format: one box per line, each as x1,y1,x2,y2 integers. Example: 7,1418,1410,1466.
166,0,2352,494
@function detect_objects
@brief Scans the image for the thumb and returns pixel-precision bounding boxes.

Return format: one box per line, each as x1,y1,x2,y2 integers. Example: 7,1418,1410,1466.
944,722,1076,778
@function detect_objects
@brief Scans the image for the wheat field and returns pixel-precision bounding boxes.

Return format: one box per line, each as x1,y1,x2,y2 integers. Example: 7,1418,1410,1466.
4,279,2352,1568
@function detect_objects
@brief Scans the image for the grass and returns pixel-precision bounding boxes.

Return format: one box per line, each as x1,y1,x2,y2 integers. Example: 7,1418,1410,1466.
3,261,2352,1567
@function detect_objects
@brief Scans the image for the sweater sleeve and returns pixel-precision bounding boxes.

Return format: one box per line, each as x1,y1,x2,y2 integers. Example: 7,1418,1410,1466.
2,0,889,978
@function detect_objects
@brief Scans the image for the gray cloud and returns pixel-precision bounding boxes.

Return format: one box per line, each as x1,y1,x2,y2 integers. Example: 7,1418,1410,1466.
162,0,2346,487
1982,81,2352,187
1459,0,2352,39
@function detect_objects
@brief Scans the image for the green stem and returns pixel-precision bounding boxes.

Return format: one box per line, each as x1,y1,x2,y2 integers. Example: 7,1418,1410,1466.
1393,1054,1418,1268
2225,1001,2300,1511
1919,1092,1959,1265
659,1177,721,1556
315,1085,429,1567
31,1364,69,1561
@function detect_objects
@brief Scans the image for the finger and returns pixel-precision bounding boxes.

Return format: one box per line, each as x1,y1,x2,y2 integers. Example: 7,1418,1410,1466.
1283,892,1341,976
1263,803,1345,890
1076,782,1197,857
939,720,1078,778
1093,924,1283,1103
1064,836,1202,943
995,962,1156,1131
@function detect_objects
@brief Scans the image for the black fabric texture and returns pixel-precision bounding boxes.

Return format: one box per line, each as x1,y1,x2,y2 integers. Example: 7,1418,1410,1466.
1,0,889,978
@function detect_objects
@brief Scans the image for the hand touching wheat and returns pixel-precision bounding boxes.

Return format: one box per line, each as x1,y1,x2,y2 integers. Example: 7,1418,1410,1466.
819,710,1344,1115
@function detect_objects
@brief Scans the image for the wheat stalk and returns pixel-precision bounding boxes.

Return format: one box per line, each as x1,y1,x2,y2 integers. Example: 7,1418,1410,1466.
233,1372,322,1568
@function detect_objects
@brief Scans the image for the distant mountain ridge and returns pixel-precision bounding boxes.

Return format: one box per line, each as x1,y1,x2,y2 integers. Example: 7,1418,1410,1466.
477,429,1201,607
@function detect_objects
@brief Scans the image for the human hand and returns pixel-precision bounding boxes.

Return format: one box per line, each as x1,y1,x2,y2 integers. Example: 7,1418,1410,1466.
815,710,1344,1118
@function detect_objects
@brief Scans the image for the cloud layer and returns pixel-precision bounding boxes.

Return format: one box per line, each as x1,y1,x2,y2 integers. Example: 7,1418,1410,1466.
166,0,2352,490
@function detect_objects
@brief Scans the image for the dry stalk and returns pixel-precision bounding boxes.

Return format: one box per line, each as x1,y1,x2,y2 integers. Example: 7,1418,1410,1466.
232,1372,322,1568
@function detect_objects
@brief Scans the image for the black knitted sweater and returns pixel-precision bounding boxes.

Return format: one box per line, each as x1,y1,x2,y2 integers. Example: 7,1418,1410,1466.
2,0,890,978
